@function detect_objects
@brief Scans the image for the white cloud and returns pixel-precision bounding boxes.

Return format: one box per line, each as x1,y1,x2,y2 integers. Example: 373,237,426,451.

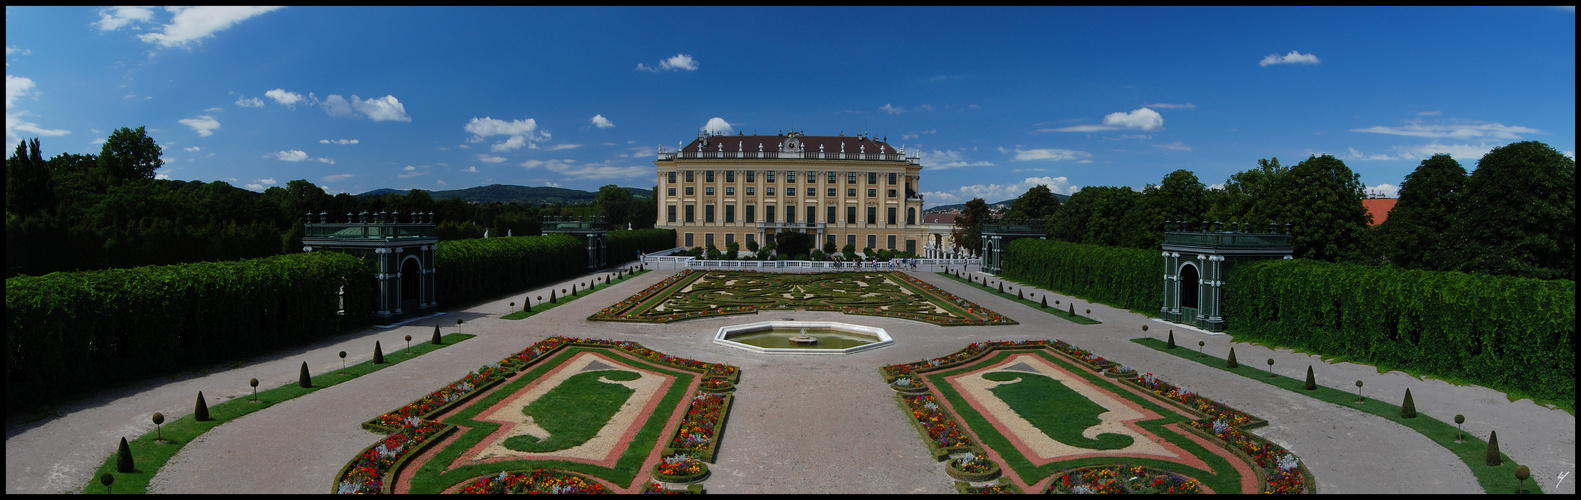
256,178,277,186
135,7,286,49
402,165,416,171
544,144,582,151
463,166,479,173
1344,147,1415,161
435,179,447,186
321,94,357,118
203,106,223,112
154,172,170,180
902,133,918,140
1259,50,1321,66
265,88,306,108
918,104,934,112
1000,147,1092,162
398,169,425,179
184,146,201,152
919,149,997,170
93,6,155,32
921,176,1080,206
1417,111,1441,116
1366,184,1399,199
351,94,411,122
7,75,38,109
1207,183,1226,191
178,115,220,136
1142,102,1195,109
591,114,614,129
637,53,699,72
1397,142,1498,162
477,154,506,163
1349,120,1540,140
235,96,264,108
322,173,354,183
1045,107,1163,132
702,117,732,135
271,150,309,162
1565,151,1574,160
464,116,548,152
520,158,648,180
319,139,359,145
1154,141,1191,151
245,183,264,191
881,103,904,115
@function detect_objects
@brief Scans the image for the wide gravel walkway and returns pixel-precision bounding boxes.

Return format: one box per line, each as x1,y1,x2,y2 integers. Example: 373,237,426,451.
7,262,1575,494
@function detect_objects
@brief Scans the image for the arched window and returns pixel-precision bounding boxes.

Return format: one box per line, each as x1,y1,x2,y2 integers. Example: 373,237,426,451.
906,207,916,225
400,256,422,308
1180,263,1199,309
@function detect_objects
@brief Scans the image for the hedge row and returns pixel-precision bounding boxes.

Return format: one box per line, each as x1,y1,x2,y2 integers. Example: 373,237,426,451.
5,251,375,410
606,228,677,265
1225,259,1575,410
434,233,586,307
999,238,1160,313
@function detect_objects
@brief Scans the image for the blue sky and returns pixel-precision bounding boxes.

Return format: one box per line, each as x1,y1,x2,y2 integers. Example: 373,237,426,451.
6,6,1574,208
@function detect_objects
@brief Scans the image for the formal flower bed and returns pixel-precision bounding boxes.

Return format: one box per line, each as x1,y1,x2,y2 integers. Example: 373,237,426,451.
697,378,734,393
366,364,509,432
336,418,449,494
652,453,709,483
454,469,610,494
881,339,1052,381
666,393,730,461
1045,463,1203,494
946,452,1002,482
1190,419,1309,494
1132,372,1258,427
902,393,975,451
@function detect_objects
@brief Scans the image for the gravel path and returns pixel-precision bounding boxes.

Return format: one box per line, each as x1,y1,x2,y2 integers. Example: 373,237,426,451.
7,265,1574,494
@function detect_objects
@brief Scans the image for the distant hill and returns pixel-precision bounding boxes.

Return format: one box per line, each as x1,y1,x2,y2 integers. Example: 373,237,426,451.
357,184,651,205
925,192,1070,212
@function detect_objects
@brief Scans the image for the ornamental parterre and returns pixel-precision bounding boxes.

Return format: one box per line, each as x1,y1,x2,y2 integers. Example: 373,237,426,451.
334,336,739,494
587,270,1016,326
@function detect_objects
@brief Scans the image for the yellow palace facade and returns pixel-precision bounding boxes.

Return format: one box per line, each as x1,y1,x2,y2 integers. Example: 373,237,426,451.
654,130,929,256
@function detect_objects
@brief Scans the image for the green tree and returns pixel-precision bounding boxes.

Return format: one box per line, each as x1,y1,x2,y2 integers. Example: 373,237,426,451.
1050,186,1140,247
1206,157,1290,228
953,198,991,255
625,186,658,230
774,231,815,259
6,138,55,215
1448,141,1575,280
96,127,164,186
1379,154,1466,270
1002,184,1061,225
595,184,634,229
1283,155,1371,262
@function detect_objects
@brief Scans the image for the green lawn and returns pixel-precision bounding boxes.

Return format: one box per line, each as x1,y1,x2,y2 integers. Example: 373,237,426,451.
502,269,650,320
936,272,1101,324
1133,337,1543,495
82,333,474,495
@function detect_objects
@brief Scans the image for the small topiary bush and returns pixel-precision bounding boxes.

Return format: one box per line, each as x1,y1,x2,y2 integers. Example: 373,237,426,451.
1166,330,1176,349
1485,430,1501,466
373,341,385,364
1040,296,1048,309
1400,388,1417,418
550,290,558,303
1304,365,1317,390
194,391,210,421
116,437,134,473
299,361,312,388
432,324,442,345
1226,347,1239,368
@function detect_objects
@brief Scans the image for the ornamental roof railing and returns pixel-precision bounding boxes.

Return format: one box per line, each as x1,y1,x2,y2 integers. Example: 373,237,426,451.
658,150,921,165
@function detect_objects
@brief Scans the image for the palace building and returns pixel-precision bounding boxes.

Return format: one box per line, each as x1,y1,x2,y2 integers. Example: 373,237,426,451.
654,130,928,256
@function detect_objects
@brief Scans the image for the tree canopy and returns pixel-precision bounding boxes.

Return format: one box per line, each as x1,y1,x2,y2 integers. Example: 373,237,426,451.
1446,141,1575,280
1379,154,1465,270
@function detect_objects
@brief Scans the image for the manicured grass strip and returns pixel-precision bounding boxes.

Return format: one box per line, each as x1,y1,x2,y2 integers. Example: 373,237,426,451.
81,333,475,495
503,370,640,452
407,346,694,493
503,269,651,320
937,272,1100,324
1134,337,1543,495
981,371,1133,450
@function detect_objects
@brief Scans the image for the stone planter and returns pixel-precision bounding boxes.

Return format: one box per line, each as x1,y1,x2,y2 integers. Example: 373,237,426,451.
1103,367,1135,379
890,380,929,394
945,457,1001,482
698,380,735,393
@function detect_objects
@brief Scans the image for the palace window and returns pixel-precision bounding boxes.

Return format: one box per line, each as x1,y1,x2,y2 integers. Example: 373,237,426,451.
868,172,878,184
726,170,735,182
705,204,715,223
668,172,676,183
766,171,776,183
725,204,736,223
685,186,694,196
887,207,896,225
746,187,755,196
706,170,715,182
667,205,677,223
686,170,694,182
745,205,756,223
725,187,735,196
867,206,877,224
705,187,714,195
746,171,756,182
766,187,776,196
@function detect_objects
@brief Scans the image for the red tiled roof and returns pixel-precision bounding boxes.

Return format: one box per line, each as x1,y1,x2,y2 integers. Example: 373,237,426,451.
1362,198,1397,226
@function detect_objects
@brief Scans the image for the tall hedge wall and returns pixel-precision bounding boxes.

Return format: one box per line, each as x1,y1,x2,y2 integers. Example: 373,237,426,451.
434,233,585,307
1000,238,1161,313
607,228,677,264
1226,259,1575,410
5,251,375,410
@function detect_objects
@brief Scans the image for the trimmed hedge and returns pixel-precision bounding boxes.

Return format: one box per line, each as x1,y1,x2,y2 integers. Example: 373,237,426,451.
999,238,1159,313
434,233,585,307
5,251,374,410
1226,259,1575,411
606,228,676,265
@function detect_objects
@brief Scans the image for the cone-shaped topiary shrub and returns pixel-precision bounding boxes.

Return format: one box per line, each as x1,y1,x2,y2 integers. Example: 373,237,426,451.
1017,289,1023,300
550,290,558,303
1226,347,1239,368
1304,365,1317,390
997,282,1003,293
572,284,578,296
1068,304,1076,316
373,341,385,364
1166,330,1176,349
1401,388,1417,418
194,391,210,421
299,361,312,388
1040,296,1048,309
432,324,442,345
524,297,531,312
116,437,134,473
1486,430,1501,466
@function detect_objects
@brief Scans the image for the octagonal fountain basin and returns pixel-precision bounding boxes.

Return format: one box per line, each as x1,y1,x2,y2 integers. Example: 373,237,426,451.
715,321,893,355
